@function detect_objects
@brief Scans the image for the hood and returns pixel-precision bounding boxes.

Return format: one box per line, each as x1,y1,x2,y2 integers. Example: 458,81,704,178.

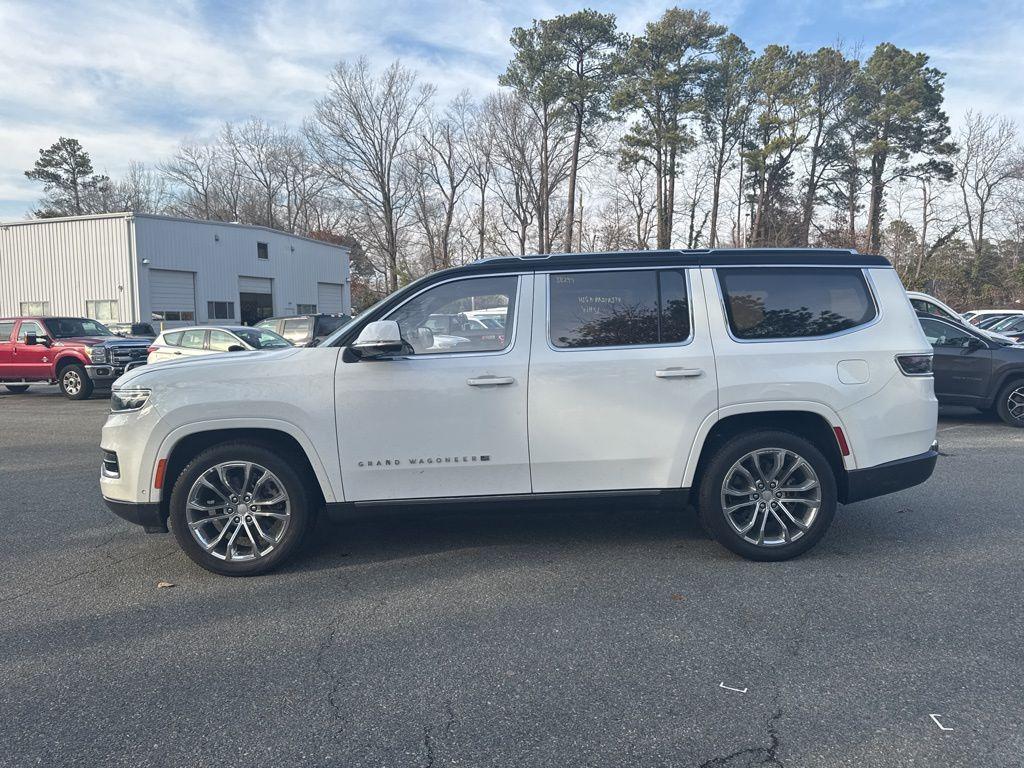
116,347,307,388
56,336,151,347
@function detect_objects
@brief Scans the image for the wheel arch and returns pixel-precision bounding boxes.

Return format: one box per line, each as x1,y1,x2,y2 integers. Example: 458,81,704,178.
156,423,338,524
989,367,1024,406
685,406,849,503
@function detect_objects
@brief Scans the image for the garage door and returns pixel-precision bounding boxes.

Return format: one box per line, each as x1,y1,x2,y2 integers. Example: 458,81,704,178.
149,269,196,323
239,276,272,294
317,282,345,314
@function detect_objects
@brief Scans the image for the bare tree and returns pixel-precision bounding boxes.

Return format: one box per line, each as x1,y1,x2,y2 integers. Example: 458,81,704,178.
307,58,435,291
955,111,1021,257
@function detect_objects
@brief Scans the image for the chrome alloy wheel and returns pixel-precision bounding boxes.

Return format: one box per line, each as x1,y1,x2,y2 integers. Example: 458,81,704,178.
63,369,82,395
1007,386,1024,422
185,461,291,562
720,448,822,546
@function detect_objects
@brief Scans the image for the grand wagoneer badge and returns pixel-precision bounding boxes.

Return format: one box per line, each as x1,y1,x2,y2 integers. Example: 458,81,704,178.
358,455,491,468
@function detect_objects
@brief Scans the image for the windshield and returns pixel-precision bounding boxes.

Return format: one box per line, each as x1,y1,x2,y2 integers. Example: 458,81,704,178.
46,318,114,338
991,316,1024,332
233,328,291,349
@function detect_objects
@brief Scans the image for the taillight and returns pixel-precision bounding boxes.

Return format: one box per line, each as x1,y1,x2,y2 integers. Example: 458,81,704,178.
896,354,933,376
147,346,157,354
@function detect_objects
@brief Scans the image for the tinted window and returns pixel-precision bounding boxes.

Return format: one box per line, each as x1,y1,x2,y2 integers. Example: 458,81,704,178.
719,268,876,340
180,329,207,349
549,270,689,349
315,316,347,336
0,321,15,341
386,276,517,355
920,318,979,348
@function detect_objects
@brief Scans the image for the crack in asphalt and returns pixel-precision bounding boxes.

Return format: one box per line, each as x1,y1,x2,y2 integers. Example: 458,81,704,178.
421,700,456,768
312,578,389,734
698,708,784,767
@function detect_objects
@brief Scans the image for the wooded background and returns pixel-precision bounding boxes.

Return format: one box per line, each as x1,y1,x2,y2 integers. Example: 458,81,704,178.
22,7,1024,311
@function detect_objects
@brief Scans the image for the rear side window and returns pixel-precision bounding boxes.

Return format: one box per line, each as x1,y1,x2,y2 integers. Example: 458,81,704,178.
163,331,184,346
282,318,312,343
180,329,207,349
0,321,15,341
548,269,690,348
718,268,876,340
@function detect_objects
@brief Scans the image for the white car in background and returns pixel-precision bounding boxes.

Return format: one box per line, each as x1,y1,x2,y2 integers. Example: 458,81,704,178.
147,326,291,364
962,308,1024,325
908,291,1018,344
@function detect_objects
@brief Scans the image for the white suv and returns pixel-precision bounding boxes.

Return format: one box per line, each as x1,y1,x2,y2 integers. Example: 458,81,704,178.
100,249,938,575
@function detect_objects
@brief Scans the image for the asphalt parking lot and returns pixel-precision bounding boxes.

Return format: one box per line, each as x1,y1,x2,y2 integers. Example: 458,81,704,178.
1,387,1022,768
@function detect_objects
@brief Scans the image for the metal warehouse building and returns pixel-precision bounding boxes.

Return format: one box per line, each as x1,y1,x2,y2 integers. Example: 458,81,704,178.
0,213,351,327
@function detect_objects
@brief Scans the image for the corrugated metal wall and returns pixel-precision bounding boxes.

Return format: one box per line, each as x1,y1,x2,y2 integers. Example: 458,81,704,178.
0,215,134,320
134,216,349,324
0,214,349,325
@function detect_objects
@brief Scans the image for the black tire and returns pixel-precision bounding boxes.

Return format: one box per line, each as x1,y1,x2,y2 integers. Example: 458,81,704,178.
698,430,837,562
58,363,94,400
994,379,1024,428
169,442,315,576
4,385,29,393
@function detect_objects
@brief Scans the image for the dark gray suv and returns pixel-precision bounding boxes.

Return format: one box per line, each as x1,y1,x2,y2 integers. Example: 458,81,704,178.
918,313,1024,426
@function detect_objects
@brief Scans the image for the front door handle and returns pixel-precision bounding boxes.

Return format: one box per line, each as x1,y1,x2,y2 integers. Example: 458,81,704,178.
655,367,704,379
467,376,515,387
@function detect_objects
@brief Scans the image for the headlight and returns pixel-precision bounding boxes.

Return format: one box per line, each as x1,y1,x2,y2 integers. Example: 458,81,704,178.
89,345,108,363
110,388,151,412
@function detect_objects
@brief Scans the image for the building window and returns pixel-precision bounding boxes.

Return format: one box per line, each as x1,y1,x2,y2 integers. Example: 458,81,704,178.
257,242,269,260
86,300,119,323
20,301,50,316
151,311,196,323
207,301,235,320
296,303,317,314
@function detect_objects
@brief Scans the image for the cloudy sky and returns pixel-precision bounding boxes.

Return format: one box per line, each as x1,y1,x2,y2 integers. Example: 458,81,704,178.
2,0,1022,219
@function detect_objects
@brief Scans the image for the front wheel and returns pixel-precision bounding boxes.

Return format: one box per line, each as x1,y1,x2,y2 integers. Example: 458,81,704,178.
995,380,1024,427
59,364,94,400
169,442,315,576
698,430,837,562
4,384,29,394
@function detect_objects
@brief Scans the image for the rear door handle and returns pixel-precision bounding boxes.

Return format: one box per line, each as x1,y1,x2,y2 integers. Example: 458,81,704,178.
467,376,515,387
655,367,704,379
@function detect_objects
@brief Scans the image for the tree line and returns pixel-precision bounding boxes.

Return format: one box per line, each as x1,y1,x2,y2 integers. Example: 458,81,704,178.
22,7,1024,310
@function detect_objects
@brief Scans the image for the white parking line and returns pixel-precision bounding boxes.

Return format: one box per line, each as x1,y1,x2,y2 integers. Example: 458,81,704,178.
929,714,953,731
719,682,747,693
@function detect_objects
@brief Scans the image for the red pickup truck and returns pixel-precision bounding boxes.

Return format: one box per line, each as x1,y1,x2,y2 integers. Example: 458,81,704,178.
0,316,151,400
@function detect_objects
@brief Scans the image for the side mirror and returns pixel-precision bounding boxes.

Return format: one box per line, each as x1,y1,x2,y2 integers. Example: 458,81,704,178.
25,333,50,347
351,320,406,359
965,337,986,351
227,345,246,352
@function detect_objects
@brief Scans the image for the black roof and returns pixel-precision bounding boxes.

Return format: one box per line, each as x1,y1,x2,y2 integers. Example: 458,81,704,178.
448,248,889,276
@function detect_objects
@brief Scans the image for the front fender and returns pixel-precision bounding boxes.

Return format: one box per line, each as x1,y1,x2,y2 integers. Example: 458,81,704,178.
153,418,341,504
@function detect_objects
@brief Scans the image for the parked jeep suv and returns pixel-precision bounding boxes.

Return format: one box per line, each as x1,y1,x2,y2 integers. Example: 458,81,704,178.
101,249,938,575
1,317,150,399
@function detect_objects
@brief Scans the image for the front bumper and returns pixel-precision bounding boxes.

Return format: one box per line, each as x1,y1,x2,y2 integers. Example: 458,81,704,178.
842,442,939,504
103,497,167,533
86,360,146,383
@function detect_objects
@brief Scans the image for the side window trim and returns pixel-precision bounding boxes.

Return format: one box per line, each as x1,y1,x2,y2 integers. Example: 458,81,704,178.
543,267,695,353
375,274,526,360
713,266,882,344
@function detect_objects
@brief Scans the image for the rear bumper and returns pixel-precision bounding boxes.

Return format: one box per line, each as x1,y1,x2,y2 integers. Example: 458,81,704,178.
842,443,938,504
103,497,167,533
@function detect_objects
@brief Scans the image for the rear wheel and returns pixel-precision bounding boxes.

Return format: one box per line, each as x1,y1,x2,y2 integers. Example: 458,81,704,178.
169,442,314,576
58,364,94,400
995,380,1024,427
4,385,29,394
698,430,837,561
